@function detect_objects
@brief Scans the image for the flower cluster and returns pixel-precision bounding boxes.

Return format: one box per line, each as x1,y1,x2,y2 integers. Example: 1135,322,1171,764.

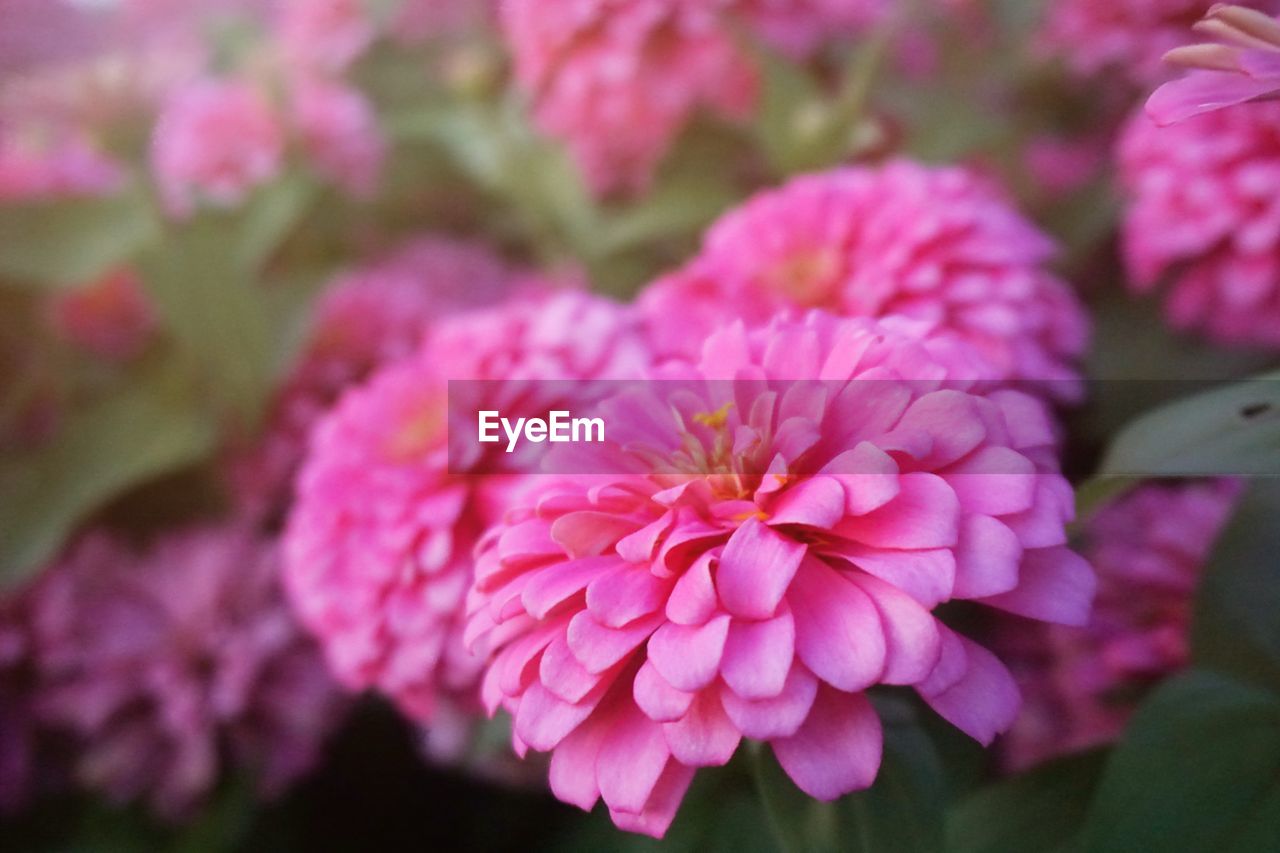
466,312,1094,834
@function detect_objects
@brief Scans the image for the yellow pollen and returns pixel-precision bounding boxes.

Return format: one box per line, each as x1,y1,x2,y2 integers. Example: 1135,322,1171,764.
692,402,734,430
732,509,770,522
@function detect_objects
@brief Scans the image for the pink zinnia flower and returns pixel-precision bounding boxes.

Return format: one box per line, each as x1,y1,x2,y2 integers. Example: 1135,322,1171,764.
47,268,156,361
274,0,374,75
290,79,385,197
30,526,346,819
150,78,284,218
283,292,652,727
1001,479,1240,770
637,161,1089,393
1118,99,1280,347
466,312,1094,837
228,237,530,519
1148,4,1280,124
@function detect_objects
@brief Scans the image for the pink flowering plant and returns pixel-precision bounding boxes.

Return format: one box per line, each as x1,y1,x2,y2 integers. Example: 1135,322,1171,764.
1,1,1279,851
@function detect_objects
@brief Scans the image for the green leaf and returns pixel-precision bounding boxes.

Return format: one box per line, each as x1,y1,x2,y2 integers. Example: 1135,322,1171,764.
0,188,158,287
1078,670,1280,853
1097,373,1280,477
947,749,1107,853
0,361,216,586
1193,479,1280,691
235,173,317,273
137,215,275,428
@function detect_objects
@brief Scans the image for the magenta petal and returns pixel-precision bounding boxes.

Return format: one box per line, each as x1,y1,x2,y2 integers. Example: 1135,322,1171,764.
883,390,986,467
498,519,561,565
596,703,672,815
607,760,695,839
720,609,795,699
788,559,886,691
514,680,599,751
717,517,806,620
1147,70,1280,126
916,631,1019,745
720,666,818,739
665,551,719,625
827,545,956,607
951,515,1023,599
835,472,960,549
548,716,606,810
567,610,662,674
634,661,695,722
942,447,1037,515
663,691,742,767
848,573,941,685
769,477,846,528
819,442,901,515
615,512,674,563
586,565,669,628
771,686,882,800
979,546,1095,626
648,614,731,692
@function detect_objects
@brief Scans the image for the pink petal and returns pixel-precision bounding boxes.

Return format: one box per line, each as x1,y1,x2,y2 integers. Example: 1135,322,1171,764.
769,476,846,527
880,390,986,467
497,519,561,566
521,556,620,619
586,565,669,628
834,472,960,549
596,703,672,814
540,635,606,703
634,660,695,722
716,517,806,620
648,614,731,692
663,691,742,766
788,559,886,691
615,512,674,563
607,761,695,839
819,442,901,515
917,629,1019,745
847,573,941,685
1001,478,1072,548
951,515,1023,599
720,609,796,699
567,611,662,674
771,686,882,800
666,551,719,625
979,546,1095,626
514,680,600,751
1147,70,1280,126
825,545,956,607
551,511,639,558
942,447,1037,515
548,716,606,810
720,666,818,739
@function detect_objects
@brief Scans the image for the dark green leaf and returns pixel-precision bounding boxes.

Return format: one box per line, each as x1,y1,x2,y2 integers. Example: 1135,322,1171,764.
1193,479,1280,691
1078,670,1280,853
947,749,1107,853
0,361,216,586
0,189,158,287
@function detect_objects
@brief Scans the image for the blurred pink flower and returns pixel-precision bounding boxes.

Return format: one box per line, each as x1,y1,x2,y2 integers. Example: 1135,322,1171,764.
1036,0,1256,85
47,269,157,362
1002,479,1240,770
30,526,346,819
392,0,499,44
467,312,1093,837
283,292,652,728
227,237,538,519
502,0,879,194
1024,133,1109,198
1148,5,1280,125
637,161,1089,394
290,79,385,196
1118,99,1280,347
275,0,374,75
0,133,123,201
150,78,284,217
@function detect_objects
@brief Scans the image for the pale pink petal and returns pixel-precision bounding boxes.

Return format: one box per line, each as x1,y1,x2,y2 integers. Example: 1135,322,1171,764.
540,635,607,703
551,511,640,557
662,691,742,766
819,443,901,515
847,573,941,685
567,611,662,674
769,476,847,527
634,660,695,722
514,680,601,751
917,630,1019,745
521,556,621,619
788,559,886,691
942,447,1037,515
834,473,960,549
1147,70,1280,126
720,609,796,699
596,704,672,815
648,614,731,692
716,517,806,620
548,716,606,810
665,551,719,625
720,666,819,739
951,515,1023,599
824,546,955,608
607,761,695,839
586,565,670,628
979,546,1095,626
